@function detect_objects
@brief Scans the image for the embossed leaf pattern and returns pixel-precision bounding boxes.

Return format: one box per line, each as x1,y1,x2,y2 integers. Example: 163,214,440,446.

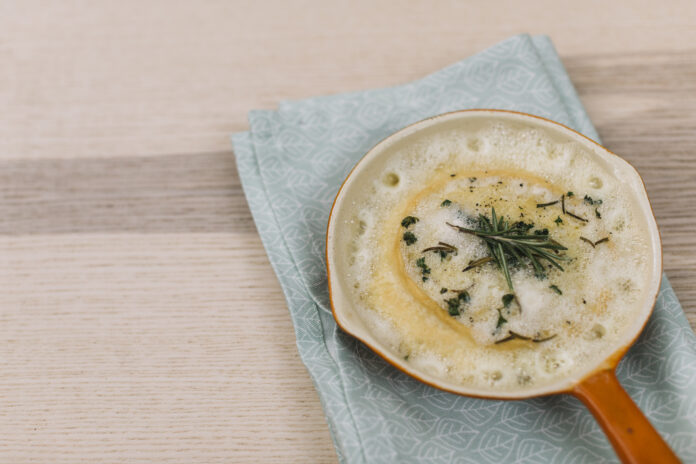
232,34,696,463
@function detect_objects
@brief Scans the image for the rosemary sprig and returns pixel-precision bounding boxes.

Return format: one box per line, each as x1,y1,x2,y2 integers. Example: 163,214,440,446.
447,207,568,291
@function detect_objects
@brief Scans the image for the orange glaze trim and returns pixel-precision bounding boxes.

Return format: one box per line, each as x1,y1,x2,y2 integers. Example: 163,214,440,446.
572,369,680,463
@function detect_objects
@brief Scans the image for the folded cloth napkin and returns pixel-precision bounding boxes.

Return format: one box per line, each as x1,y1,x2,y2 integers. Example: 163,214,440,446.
232,34,696,463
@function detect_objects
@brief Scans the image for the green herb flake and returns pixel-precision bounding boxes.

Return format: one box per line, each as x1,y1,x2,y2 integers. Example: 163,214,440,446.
441,199,452,207
440,288,448,294
469,177,477,182
458,291,471,303
403,231,417,245
416,257,431,281
496,308,508,329
567,191,574,197
554,216,563,226
512,221,534,232
445,298,461,316
584,195,603,206
401,216,419,228
550,284,563,295
502,294,515,308
595,208,601,219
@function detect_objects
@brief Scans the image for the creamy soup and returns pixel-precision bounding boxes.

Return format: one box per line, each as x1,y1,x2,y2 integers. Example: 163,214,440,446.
345,123,651,391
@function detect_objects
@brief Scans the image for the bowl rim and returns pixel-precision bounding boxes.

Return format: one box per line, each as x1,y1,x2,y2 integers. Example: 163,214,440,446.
325,108,663,399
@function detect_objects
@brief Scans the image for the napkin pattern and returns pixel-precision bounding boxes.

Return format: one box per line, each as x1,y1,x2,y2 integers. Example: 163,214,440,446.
232,35,696,463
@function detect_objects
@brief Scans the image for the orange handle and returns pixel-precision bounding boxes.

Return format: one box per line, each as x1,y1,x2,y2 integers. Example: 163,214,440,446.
572,369,680,463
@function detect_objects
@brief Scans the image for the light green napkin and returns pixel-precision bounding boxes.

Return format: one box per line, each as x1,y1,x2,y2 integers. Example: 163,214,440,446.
232,35,696,463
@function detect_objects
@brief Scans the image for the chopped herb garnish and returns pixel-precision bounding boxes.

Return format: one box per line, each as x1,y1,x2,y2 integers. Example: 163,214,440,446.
495,331,529,344
416,257,431,281
422,243,457,253
536,200,559,208
532,334,558,343
446,298,461,316
404,354,409,361
423,242,457,260
560,193,589,222
441,199,452,207
495,331,556,344
595,208,601,219
534,228,549,236
554,216,563,225
565,210,588,222
422,246,454,254
496,308,507,329
445,290,470,316
463,256,494,272
567,191,574,197
450,173,456,177
469,177,477,182
502,294,515,308
512,221,534,232
584,195,603,206
401,216,419,228
403,231,417,245
447,207,568,292
549,284,562,295
440,288,448,294
581,236,609,247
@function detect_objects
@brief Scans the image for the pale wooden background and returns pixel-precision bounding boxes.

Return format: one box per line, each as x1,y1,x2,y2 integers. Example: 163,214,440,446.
1,1,695,462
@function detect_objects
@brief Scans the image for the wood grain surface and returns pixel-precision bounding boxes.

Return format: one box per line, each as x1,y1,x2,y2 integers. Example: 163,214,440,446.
1,1,695,462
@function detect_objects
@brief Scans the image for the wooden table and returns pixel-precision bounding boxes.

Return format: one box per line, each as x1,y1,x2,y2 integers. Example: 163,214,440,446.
1,1,695,462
